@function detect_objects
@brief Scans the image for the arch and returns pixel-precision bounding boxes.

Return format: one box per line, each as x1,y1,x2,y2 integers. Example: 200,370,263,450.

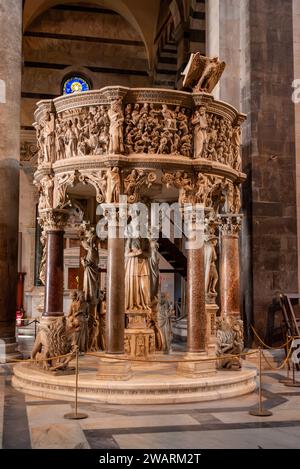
23,0,161,70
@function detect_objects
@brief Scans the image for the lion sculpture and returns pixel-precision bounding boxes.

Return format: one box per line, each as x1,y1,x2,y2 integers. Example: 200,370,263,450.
216,316,244,370
31,316,78,371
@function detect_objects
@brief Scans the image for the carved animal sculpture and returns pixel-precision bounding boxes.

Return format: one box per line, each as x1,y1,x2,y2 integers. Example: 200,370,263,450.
216,316,244,369
31,316,78,371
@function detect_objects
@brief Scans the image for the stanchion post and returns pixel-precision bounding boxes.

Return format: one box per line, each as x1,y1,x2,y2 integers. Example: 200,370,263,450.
249,347,272,417
279,335,292,384
285,357,300,387
64,348,88,420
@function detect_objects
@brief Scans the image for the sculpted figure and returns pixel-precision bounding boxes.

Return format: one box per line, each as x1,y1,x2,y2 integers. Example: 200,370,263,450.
64,120,78,158
157,293,175,354
39,229,46,285
106,167,120,203
68,290,89,353
108,97,124,154
136,334,145,357
80,227,99,304
182,53,226,93
161,104,177,131
41,111,55,163
125,237,151,311
191,106,208,158
205,236,218,298
233,185,241,213
40,175,54,209
31,316,78,371
232,126,242,170
87,307,100,352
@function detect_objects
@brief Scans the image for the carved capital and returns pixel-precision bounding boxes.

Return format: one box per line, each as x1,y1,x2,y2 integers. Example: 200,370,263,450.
218,214,242,236
38,209,69,232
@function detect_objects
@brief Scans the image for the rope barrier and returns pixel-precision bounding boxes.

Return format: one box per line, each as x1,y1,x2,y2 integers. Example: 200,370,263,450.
250,325,296,350
1,352,73,364
261,345,294,371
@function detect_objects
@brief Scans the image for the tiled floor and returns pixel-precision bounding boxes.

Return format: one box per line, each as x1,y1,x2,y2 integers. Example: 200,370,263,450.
1,364,300,449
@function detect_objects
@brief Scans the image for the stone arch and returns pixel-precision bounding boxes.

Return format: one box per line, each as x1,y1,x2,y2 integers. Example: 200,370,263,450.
23,0,161,69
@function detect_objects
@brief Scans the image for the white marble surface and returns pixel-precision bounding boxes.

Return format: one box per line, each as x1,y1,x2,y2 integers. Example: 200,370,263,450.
80,413,199,430
26,404,90,449
114,426,300,449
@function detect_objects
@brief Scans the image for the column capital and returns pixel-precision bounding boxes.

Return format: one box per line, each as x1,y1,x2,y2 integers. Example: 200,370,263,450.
39,208,69,232
218,214,242,236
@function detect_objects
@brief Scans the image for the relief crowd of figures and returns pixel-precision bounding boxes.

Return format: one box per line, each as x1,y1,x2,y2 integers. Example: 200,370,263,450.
35,99,242,170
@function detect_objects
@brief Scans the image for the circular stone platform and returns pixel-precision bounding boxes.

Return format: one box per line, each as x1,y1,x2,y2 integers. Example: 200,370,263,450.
12,355,257,405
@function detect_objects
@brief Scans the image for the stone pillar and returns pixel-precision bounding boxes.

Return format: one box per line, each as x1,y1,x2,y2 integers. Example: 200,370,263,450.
105,207,125,354
219,215,242,317
178,209,216,377
40,209,69,317
0,0,22,360
186,212,207,353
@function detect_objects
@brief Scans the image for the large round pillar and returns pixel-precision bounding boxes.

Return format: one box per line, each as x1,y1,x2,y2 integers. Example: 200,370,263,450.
186,214,207,353
40,209,68,317
105,208,125,354
44,230,65,316
0,0,22,359
219,215,242,317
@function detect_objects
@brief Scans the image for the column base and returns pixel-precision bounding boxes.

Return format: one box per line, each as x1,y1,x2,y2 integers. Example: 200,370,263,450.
177,352,217,378
97,356,132,381
0,337,22,363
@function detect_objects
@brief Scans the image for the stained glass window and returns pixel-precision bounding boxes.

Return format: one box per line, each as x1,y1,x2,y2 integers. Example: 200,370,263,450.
63,76,90,95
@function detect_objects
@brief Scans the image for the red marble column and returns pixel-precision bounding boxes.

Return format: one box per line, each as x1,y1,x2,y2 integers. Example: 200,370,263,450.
187,246,206,352
220,216,242,317
40,209,68,317
44,230,65,316
186,212,207,353
105,210,125,354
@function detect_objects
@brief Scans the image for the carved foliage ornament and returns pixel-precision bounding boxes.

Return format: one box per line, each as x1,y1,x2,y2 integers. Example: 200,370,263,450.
124,169,157,203
162,171,231,212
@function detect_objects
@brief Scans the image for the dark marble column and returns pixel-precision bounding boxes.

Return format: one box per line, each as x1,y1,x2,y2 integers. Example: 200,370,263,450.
40,209,68,317
0,0,22,359
186,213,207,353
105,208,125,354
219,215,242,317
44,230,65,316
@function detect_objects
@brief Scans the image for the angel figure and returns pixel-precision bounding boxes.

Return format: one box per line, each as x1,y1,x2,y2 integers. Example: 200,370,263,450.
182,53,226,93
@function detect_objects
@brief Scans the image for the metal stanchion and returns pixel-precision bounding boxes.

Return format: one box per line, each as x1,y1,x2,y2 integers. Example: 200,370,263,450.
284,360,300,387
64,349,88,420
279,335,292,384
249,347,272,417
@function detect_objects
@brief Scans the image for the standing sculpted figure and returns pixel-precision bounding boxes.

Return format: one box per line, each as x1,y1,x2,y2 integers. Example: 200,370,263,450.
191,106,208,158
68,290,89,353
106,167,120,203
41,111,55,163
205,236,218,297
125,238,151,311
232,125,242,170
108,97,124,154
80,227,100,304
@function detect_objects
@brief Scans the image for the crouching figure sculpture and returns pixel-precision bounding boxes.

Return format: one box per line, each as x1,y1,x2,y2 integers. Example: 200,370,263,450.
31,316,78,371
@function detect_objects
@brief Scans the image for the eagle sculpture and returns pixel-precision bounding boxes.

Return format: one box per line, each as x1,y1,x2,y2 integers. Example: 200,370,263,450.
182,53,226,93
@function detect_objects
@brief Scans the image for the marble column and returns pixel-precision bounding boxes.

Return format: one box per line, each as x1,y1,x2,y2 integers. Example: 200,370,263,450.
219,215,242,317
186,213,207,353
0,0,22,359
105,207,125,354
40,209,68,317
